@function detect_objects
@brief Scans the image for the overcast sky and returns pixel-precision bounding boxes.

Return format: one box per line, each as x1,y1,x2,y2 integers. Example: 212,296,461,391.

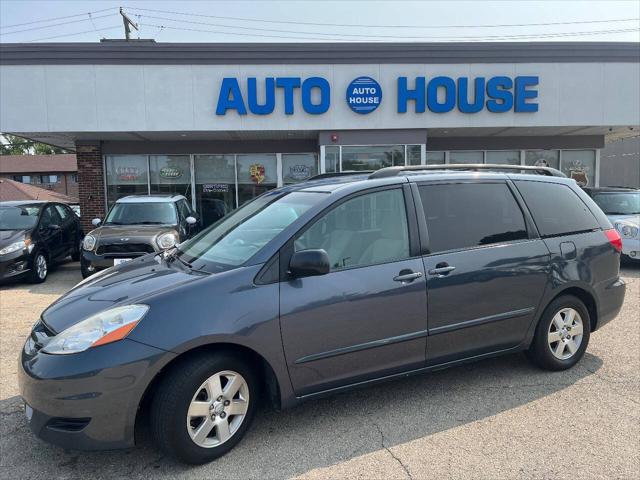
1,0,639,43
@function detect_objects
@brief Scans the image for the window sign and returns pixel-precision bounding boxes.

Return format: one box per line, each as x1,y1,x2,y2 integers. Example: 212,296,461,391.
283,153,318,183
150,155,191,200
561,150,596,187
105,155,149,206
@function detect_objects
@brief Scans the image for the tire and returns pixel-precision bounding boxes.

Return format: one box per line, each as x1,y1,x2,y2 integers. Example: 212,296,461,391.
526,295,591,371
149,352,259,464
27,251,48,284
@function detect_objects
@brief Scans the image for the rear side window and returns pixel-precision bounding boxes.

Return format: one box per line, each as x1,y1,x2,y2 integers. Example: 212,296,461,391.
418,183,528,254
515,181,599,237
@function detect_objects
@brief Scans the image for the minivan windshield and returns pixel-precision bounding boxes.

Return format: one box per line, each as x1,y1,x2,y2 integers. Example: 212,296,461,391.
592,192,640,216
176,191,326,271
104,202,177,225
0,206,40,230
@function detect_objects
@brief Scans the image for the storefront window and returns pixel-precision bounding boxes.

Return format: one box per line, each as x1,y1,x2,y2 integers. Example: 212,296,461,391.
149,155,191,200
449,151,484,164
561,150,596,187
194,155,236,227
325,146,339,173
486,151,520,165
237,154,278,207
407,145,422,166
282,153,318,184
341,145,404,171
426,151,445,165
105,155,149,206
525,150,560,169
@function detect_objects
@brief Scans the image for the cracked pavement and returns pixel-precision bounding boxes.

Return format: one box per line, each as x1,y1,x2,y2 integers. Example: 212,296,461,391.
1,261,638,479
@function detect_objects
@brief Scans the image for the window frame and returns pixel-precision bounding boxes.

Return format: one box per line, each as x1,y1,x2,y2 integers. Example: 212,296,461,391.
414,179,539,257
278,184,421,281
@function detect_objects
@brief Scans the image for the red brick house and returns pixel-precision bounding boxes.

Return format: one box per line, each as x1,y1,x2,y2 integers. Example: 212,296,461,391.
0,154,78,199
0,178,78,203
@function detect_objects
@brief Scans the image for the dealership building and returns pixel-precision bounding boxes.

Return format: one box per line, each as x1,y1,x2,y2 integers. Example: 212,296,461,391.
1,41,638,229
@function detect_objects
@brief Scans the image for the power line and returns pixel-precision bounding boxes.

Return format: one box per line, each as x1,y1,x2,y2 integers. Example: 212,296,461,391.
139,13,640,40
1,7,114,29
125,6,640,30
0,13,118,36
139,22,639,42
28,25,121,43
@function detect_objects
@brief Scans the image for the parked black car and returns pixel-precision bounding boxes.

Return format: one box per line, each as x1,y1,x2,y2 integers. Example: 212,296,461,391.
19,165,625,464
80,194,200,278
0,201,82,283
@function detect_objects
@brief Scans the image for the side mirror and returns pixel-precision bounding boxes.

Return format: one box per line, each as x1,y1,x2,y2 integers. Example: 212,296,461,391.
91,218,101,226
289,249,330,278
186,216,197,225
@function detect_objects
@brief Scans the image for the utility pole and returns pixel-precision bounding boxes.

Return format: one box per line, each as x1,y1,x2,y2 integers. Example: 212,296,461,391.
119,7,138,40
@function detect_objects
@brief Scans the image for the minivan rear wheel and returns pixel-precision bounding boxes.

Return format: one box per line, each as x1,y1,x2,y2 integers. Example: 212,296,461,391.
149,352,258,464
527,295,591,371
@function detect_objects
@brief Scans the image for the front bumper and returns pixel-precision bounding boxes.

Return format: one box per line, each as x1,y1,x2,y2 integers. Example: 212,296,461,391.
80,249,152,275
621,237,640,260
0,250,31,282
18,336,175,450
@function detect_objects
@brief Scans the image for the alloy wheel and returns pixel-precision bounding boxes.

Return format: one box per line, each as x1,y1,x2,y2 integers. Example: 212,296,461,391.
186,370,250,448
547,307,584,360
35,254,47,280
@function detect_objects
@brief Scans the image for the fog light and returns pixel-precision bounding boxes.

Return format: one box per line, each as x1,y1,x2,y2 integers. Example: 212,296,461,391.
87,265,95,272
631,251,637,258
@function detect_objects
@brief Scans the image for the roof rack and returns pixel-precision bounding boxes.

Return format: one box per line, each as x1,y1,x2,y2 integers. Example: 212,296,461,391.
368,164,566,179
309,171,374,181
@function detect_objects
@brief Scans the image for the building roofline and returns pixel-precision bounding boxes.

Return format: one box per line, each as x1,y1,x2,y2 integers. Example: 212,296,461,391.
1,41,638,65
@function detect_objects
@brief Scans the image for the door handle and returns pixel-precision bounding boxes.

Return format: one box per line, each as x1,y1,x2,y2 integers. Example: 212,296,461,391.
393,271,423,283
428,265,456,277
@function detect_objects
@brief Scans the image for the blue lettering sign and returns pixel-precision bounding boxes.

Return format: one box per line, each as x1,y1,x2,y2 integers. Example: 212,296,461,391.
247,77,275,115
346,76,382,114
457,77,485,114
275,77,301,115
216,78,247,115
302,77,331,114
427,76,456,113
486,76,514,113
514,76,539,112
398,77,426,113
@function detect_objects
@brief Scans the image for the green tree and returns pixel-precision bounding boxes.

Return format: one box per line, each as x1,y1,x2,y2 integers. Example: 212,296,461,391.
0,133,68,155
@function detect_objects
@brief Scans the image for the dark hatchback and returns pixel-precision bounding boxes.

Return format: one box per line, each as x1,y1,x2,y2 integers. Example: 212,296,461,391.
0,201,82,283
80,194,200,278
19,165,625,464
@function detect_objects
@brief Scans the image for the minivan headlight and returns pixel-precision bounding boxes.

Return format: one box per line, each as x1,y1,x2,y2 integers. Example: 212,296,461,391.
156,232,177,250
83,234,97,251
614,222,639,238
42,305,149,355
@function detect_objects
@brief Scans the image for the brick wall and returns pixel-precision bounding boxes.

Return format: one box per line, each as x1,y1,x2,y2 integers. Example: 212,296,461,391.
76,142,105,232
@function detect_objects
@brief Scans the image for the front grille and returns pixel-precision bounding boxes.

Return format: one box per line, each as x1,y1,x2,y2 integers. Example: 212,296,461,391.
96,243,155,257
25,319,56,354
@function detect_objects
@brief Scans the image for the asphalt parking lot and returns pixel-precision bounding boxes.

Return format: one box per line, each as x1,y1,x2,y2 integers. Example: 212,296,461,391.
0,261,638,479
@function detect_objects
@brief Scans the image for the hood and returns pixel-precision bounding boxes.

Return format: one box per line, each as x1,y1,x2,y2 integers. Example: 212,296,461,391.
0,229,27,247
607,214,640,226
92,224,177,244
41,254,206,333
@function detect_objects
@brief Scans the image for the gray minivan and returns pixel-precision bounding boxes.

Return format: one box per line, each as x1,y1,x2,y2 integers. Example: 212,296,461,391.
19,165,625,464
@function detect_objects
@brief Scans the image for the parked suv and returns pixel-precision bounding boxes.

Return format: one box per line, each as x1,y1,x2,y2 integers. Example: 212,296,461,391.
583,187,639,262
0,201,82,283
80,194,200,278
19,165,625,464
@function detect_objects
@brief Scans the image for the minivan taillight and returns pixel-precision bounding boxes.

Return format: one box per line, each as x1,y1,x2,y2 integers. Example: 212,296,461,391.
605,229,622,253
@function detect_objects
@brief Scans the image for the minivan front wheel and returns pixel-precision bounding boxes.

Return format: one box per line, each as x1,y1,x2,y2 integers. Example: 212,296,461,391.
527,295,591,371
150,353,258,464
